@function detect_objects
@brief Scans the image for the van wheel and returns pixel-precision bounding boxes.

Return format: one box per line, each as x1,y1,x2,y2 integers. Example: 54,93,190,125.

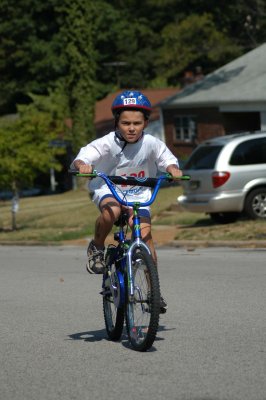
244,188,266,219
209,212,239,224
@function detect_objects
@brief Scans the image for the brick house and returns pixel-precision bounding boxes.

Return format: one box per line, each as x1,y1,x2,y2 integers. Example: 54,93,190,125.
94,88,178,141
158,43,266,161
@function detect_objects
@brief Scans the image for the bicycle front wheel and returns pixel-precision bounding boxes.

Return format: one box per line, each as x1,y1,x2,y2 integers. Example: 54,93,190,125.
103,251,124,341
126,248,160,351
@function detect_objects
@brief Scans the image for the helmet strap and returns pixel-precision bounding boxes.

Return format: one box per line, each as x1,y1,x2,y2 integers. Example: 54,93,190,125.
115,130,144,152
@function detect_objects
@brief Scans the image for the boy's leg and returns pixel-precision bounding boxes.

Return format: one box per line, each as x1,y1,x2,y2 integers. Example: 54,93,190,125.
139,218,157,266
94,197,121,247
87,196,121,274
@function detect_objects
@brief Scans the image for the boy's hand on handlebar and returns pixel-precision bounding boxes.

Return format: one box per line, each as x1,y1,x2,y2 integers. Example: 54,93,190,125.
73,159,93,174
79,164,93,174
170,169,183,178
166,164,183,179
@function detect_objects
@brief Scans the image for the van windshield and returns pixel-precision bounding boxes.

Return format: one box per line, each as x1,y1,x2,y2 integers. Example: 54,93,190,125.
184,145,223,170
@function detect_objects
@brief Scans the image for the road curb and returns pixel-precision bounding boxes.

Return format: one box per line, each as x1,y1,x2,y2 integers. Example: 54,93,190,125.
166,240,266,249
1,240,266,248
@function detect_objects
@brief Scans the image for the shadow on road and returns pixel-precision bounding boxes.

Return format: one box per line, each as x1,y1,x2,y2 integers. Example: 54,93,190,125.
68,329,109,342
68,324,173,349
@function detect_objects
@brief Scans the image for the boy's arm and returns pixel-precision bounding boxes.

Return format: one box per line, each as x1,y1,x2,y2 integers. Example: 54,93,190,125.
166,164,182,178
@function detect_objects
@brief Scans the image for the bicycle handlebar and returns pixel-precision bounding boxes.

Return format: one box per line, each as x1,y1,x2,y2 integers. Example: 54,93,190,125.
69,169,190,207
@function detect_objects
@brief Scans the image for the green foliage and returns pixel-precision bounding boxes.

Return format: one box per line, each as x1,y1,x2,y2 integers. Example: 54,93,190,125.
56,1,98,148
0,0,98,149
0,0,66,112
93,1,159,90
0,92,66,192
1,0,266,152
156,14,242,84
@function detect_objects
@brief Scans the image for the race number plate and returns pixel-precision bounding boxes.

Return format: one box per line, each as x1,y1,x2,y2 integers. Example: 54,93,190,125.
123,98,137,105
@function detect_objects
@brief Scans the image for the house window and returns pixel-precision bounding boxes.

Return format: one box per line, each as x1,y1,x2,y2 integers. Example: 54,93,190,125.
174,116,196,142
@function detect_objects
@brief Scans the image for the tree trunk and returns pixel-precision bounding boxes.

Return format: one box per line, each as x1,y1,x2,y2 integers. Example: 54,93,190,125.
11,181,19,231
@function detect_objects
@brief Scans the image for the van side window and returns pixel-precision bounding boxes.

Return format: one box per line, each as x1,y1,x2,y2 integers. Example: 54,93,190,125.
184,146,222,169
230,138,266,165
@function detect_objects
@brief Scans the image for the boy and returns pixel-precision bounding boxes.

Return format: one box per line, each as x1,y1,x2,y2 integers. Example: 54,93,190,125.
72,90,182,312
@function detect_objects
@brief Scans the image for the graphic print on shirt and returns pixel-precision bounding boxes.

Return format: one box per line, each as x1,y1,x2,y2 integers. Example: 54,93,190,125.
114,166,148,199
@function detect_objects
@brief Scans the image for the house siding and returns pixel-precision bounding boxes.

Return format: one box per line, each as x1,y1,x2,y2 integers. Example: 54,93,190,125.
163,107,225,160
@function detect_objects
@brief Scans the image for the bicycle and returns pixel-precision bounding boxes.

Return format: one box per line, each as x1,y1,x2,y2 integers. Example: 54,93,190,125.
71,170,190,351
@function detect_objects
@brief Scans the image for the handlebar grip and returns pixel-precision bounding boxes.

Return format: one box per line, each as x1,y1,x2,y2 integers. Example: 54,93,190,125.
166,173,191,181
68,169,97,178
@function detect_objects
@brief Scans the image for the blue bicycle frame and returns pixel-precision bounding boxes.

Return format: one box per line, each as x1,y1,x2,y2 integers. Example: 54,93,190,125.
92,171,175,301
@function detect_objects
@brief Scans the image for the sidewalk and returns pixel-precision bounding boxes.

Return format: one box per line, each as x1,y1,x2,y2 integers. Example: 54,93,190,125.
168,240,266,248
61,225,266,249
1,239,265,248
1,225,265,248
149,225,266,248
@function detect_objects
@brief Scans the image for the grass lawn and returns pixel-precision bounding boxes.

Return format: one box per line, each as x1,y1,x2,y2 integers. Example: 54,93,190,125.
0,185,265,243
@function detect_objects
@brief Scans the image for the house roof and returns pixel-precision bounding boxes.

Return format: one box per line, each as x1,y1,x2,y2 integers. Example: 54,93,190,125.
160,42,266,108
94,88,179,127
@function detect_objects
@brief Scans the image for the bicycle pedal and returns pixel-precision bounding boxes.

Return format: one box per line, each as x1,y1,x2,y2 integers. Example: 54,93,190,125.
100,289,111,296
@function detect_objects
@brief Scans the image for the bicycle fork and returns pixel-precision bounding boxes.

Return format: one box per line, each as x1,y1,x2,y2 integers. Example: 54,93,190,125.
127,241,151,302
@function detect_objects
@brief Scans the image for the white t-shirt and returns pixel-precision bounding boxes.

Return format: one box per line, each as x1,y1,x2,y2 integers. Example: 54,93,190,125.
72,131,179,205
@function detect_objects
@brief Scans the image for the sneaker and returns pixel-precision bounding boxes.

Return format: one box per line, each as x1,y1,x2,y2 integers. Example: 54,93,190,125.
160,296,168,314
86,240,105,274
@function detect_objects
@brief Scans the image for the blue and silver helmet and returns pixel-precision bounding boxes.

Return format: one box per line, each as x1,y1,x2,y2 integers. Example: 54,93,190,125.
111,90,152,117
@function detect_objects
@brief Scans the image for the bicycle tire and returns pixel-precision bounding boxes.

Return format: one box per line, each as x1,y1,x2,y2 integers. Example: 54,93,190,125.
102,250,124,341
125,247,160,351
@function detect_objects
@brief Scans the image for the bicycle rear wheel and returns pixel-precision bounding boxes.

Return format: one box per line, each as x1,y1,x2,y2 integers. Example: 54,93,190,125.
125,247,160,351
103,250,124,341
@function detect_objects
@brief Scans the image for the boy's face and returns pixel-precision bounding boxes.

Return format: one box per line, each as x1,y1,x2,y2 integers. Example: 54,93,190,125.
117,110,148,143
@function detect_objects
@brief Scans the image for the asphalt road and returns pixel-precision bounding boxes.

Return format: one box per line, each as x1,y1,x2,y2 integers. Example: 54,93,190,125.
1,245,266,400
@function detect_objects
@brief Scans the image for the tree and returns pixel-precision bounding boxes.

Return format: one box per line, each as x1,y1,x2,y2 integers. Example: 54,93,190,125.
0,0,98,149
0,91,66,228
0,93,65,192
0,0,66,113
93,1,159,91
156,13,242,85
227,0,266,49
56,1,99,149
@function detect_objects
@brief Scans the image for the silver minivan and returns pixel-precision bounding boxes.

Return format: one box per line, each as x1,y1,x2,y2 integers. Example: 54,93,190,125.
178,132,266,223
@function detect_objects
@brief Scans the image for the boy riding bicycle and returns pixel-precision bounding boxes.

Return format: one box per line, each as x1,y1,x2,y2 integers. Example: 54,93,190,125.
71,90,182,313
